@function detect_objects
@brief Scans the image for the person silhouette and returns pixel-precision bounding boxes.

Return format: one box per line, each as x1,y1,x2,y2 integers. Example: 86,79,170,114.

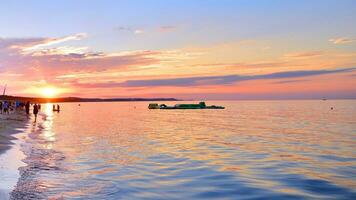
33,104,39,122
25,101,30,115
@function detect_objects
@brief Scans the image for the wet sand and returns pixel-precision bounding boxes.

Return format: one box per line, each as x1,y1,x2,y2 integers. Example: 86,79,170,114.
0,112,28,154
0,111,29,200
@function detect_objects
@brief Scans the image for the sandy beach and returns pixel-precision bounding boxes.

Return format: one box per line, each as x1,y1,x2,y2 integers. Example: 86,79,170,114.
0,111,29,200
0,112,28,154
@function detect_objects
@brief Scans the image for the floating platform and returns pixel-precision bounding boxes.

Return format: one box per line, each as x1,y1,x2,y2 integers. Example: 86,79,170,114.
148,102,225,109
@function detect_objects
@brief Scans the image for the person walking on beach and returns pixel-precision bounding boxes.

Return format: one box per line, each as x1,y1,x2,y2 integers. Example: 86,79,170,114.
57,104,60,112
0,101,2,114
33,104,39,122
25,101,30,115
3,101,9,114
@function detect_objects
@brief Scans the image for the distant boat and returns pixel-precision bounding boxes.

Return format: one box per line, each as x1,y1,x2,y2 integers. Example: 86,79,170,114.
148,102,225,109
322,98,327,101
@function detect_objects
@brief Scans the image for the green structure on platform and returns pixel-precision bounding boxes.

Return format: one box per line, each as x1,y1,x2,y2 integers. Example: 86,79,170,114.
148,102,225,109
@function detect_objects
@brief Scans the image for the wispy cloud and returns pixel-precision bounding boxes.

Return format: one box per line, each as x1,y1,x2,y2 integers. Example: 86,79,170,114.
116,26,144,35
284,51,324,59
119,68,354,87
329,37,356,44
21,33,87,52
0,72,23,77
117,25,178,35
134,29,144,34
272,79,308,84
158,25,177,33
0,35,160,82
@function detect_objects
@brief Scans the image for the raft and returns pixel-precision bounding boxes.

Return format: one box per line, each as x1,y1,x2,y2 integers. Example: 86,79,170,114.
148,102,225,109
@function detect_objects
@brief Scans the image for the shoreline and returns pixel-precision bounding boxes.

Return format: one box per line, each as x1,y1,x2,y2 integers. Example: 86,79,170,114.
0,112,28,154
0,111,29,200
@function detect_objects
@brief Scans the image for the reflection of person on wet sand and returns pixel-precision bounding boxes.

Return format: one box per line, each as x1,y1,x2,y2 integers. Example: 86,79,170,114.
33,104,39,122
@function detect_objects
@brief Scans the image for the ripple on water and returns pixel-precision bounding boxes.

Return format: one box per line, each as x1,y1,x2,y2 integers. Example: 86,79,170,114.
8,101,356,199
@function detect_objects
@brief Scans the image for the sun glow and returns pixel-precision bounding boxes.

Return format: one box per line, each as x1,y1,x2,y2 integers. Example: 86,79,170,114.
41,87,58,98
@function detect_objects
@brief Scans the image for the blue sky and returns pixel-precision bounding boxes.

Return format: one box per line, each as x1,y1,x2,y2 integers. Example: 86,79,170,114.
1,0,355,51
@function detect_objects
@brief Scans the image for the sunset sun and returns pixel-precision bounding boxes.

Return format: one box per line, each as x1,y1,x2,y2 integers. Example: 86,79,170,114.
41,87,58,98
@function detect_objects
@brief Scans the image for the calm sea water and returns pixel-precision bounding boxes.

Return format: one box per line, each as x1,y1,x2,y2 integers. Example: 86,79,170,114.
9,100,356,199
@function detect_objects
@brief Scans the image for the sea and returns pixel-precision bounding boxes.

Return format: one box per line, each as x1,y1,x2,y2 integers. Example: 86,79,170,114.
1,100,356,199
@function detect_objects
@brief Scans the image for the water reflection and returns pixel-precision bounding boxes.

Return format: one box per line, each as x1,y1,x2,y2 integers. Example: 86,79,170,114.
42,103,55,143
11,103,65,199
10,101,356,199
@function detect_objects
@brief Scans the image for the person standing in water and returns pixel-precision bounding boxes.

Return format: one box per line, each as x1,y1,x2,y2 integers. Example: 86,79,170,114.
33,104,39,122
25,101,30,115
57,104,60,112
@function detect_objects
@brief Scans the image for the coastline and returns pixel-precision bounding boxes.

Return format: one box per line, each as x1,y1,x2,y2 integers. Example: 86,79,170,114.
0,112,28,154
0,111,29,200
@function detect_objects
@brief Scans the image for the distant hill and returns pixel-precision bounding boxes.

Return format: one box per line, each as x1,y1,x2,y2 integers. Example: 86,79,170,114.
0,95,179,103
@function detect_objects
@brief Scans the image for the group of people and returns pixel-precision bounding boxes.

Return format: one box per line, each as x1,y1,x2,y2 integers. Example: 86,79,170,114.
53,104,61,112
0,101,27,114
0,100,60,122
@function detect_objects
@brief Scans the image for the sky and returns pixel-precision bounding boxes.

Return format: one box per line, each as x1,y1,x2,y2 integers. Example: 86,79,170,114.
0,0,355,99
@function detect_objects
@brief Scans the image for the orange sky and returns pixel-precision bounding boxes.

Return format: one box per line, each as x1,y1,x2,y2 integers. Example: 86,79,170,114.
0,1,355,99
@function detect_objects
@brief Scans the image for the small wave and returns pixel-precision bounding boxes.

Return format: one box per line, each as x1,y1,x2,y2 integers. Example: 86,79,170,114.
10,113,66,200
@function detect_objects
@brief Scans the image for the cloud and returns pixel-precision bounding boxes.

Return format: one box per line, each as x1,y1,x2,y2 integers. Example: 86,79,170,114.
116,26,144,35
30,46,90,56
69,81,123,88
191,61,290,69
284,51,324,59
0,38,44,49
0,72,23,77
272,79,308,84
0,35,160,82
134,29,144,34
158,26,177,32
329,37,356,44
15,33,87,52
116,26,131,32
119,67,355,87
117,25,177,34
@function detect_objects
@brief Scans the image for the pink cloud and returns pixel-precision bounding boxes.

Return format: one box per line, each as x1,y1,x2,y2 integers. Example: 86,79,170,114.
284,51,324,59
329,37,356,44
158,26,177,33
0,35,160,84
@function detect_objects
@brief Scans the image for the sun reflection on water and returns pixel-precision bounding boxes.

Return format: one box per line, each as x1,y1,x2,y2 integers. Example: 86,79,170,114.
42,103,56,144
